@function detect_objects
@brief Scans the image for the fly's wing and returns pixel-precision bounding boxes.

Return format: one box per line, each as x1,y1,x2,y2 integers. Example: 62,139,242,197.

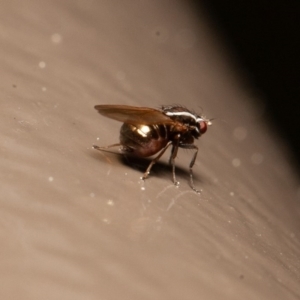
94,105,175,125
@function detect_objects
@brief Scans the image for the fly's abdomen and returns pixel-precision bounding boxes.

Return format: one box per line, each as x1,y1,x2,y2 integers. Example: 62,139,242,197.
119,123,169,157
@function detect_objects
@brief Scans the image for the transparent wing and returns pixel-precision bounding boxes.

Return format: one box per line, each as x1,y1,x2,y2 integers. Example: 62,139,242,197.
94,105,175,125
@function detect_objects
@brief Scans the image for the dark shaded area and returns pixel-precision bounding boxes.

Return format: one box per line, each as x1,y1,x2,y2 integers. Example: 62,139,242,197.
195,1,300,173
91,149,204,184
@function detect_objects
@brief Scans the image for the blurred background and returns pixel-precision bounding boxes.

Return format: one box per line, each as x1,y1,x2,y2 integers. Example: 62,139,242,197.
198,0,300,172
1,1,299,300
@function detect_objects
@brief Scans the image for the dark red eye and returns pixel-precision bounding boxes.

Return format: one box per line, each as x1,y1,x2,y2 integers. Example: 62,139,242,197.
200,121,207,134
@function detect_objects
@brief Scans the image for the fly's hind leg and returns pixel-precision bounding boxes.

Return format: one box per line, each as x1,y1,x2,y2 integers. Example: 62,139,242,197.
93,144,123,165
93,143,122,152
93,143,138,155
142,141,173,180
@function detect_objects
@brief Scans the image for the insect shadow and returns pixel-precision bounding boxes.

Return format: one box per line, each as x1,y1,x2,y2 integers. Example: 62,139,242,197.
90,148,201,185
120,154,188,178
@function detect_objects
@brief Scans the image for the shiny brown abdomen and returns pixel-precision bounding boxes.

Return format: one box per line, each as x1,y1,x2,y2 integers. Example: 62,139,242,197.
119,123,169,157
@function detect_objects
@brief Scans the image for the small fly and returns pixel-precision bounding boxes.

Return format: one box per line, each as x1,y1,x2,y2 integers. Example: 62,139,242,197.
93,104,211,193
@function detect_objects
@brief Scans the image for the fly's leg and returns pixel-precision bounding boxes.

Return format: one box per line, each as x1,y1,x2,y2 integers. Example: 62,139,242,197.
142,141,173,180
179,144,200,193
169,138,180,187
93,144,121,152
93,143,136,156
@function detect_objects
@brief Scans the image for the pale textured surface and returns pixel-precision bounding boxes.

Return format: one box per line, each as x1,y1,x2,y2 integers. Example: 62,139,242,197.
0,1,300,300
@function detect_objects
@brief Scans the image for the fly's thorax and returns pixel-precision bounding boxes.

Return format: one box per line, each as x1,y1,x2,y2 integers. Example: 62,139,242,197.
162,105,208,139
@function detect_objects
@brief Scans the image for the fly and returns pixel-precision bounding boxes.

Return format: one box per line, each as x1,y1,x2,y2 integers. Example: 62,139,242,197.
93,104,211,193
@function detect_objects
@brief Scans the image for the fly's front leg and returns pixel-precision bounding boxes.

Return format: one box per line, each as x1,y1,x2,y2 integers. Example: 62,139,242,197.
169,136,180,187
179,144,200,193
142,141,173,180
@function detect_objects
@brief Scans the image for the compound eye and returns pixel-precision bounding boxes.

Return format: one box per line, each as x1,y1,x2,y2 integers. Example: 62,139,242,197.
199,121,207,134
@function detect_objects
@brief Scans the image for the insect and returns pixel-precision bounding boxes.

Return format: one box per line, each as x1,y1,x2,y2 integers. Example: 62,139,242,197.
93,104,211,193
